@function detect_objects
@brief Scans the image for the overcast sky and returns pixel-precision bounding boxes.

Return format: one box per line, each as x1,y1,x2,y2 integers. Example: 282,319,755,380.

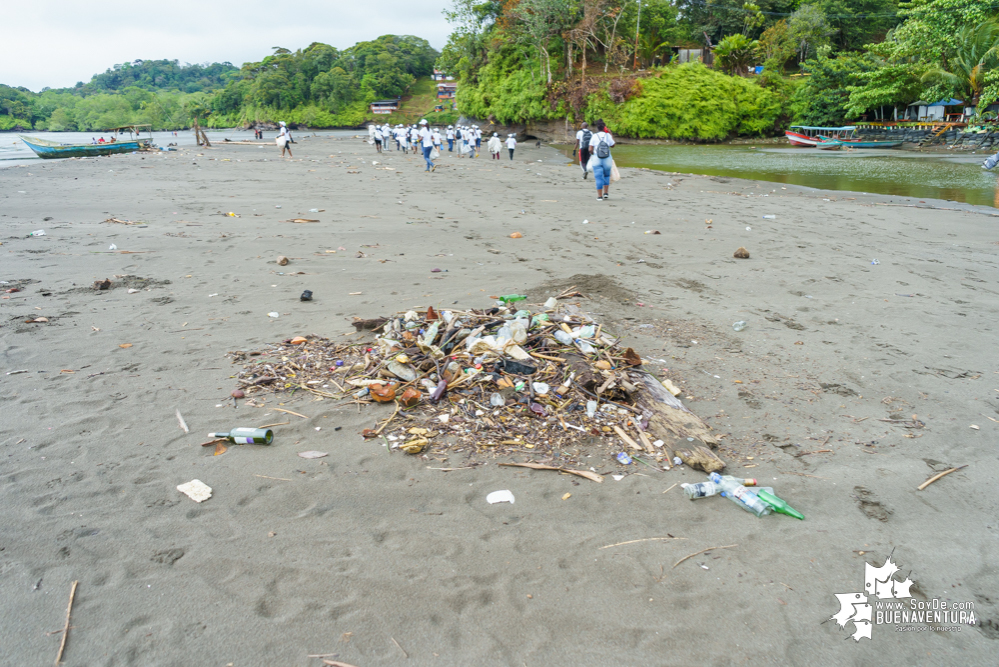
3,0,453,91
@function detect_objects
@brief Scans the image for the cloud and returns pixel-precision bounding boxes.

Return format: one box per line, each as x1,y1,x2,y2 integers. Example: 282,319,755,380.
2,0,452,91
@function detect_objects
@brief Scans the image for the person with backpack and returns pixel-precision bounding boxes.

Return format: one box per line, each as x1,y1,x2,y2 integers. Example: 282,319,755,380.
575,122,592,180
588,120,615,200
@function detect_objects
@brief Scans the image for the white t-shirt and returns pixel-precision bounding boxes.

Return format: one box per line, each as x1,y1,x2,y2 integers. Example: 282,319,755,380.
475,129,482,139
576,128,594,148
589,131,614,152
446,129,454,139
419,127,434,147
506,137,517,149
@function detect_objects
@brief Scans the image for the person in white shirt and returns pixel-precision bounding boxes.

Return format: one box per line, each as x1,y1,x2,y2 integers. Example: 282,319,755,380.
574,122,592,180
588,119,616,200
506,133,517,160
474,125,482,152
418,119,436,172
432,127,442,152
487,132,502,160
373,126,383,152
276,121,292,158
446,126,455,152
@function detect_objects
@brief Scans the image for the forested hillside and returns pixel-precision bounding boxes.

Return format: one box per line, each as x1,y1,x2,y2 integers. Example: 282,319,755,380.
0,35,437,131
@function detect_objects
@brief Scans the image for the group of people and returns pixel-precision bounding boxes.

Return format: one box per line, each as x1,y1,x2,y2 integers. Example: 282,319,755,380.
366,122,519,164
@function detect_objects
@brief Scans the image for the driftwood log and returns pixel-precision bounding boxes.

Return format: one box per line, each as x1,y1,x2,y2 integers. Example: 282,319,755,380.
631,371,725,472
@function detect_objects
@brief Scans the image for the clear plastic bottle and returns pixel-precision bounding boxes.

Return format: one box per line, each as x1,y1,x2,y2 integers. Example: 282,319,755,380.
733,320,747,332
575,339,596,354
490,392,505,407
682,478,760,500
553,330,573,345
586,400,597,418
709,472,772,517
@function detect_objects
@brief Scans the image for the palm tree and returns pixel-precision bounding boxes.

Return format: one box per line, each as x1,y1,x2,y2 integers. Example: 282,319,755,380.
714,34,759,77
921,21,999,107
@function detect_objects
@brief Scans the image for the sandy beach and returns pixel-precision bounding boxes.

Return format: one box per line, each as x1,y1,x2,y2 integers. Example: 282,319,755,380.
2,135,997,665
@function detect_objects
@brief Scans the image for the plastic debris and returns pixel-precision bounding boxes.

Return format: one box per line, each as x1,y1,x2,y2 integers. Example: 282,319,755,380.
486,490,515,504
177,480,212,502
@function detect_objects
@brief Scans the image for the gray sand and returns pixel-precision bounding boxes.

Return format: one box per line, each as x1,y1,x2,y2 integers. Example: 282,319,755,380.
1,136,997,665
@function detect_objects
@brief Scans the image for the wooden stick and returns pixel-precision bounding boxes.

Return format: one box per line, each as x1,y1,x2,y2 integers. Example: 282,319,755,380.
917,465,968,491
529,352,566,362
673,544,737,569
322,661,360,667
257,421,291,428
499,462,603,483
273,407,308,419
612,425,643,451
662,483,678,494
55,580,78,665
637,430,656,455
598,536,686,549
254,474,292,481
374,403,401,435
391,637,408,658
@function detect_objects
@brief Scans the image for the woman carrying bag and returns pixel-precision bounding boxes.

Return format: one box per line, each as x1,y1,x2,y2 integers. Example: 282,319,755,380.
588,120,616,200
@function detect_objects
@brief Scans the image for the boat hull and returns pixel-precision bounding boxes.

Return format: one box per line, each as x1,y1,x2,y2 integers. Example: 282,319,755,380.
785,131,817,147
19,136,145,159
816,141,842,150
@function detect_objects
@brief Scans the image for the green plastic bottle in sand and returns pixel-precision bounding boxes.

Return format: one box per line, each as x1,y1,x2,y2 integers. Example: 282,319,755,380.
756,489,805,520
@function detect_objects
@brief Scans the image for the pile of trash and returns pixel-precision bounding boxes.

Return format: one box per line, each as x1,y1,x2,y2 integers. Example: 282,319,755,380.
229,295,726,471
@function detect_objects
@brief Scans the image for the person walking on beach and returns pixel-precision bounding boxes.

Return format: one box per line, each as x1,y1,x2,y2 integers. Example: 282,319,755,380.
277,122,293,157
373,125,383,153
575,122,592,180
432,126,442,154
474,125,482,154
488,132,502,160
446,126,455,152
506,133,517,160
588,120,615,200
419,119,436,172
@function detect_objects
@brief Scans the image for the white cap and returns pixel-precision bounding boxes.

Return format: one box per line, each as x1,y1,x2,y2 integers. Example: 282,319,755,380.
493,132,498,136
279,121,286,126
419,119,427,125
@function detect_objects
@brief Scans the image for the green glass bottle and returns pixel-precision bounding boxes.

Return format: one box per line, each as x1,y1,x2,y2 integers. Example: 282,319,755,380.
497,294,527,305
209,428,273,445
756,489,805,520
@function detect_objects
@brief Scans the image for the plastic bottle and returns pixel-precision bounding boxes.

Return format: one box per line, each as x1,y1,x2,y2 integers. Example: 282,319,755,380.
544,297,558,309
709,472,772,517
616,452,633,465
682,477,758,500
733,320,747,332
756,489,805,520
490,392,505,407
553,330,573,345
209,428,273,445
762,214,776,219
575,339,596,354
496,294,527,305
586,400,597,418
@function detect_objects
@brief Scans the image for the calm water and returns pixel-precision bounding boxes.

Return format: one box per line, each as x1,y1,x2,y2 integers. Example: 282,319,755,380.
0,129,361,168
559,144,999,208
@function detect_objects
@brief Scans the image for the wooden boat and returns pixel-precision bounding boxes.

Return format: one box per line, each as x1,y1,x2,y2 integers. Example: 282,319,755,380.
816,135,902,149
19,125,153,159
816,139,843,150
785,125,856,147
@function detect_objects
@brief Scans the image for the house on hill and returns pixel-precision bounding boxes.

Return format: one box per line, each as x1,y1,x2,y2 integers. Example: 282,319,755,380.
436,82,457,100
369,99,400,114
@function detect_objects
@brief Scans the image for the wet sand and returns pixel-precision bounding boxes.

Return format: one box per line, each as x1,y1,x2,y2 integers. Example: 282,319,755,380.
1,136,997,665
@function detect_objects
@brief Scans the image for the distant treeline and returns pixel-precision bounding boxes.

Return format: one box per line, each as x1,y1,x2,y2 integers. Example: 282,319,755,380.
0,35,437,131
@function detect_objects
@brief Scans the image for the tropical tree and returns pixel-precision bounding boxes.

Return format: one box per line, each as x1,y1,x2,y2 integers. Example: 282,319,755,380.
920,21,999,106
789,4,835,62
713,33,759,76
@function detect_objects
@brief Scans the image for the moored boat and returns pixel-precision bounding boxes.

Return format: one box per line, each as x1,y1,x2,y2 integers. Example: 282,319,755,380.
18,125,153,159
785,125,857,147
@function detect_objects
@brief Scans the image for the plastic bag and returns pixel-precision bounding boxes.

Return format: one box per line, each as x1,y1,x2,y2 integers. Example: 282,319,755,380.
586,154,597,173
431,147,440,159
610,159,621,182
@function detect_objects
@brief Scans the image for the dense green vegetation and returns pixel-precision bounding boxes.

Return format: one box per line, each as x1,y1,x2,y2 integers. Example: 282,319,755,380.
0,35,437,131
441,0,999,139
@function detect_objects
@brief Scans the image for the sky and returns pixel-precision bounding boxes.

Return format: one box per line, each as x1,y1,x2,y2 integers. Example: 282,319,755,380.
3,0,453,92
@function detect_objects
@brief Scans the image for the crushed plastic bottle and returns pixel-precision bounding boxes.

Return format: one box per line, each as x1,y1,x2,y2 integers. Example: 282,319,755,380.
709,472,771,517
490,392,505,407
616,452,633,465
762,215,776,219
575,339,596,354
586,400,597,418
682,477,758,499
553,330,574,345
733,320,747,332
544,297,558,309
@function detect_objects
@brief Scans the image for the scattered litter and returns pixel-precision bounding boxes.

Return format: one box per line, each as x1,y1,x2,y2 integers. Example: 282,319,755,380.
175,409,189,433
6,370,29,375
510,232,523,239
128,288,140,294
762,215,776,219
177,479,212,502
562,493,571,500
28,230,45,237
108,243,117,250
732,321,747,332
277,256,289,266
300,290,313,301
486,490,515,504
871,259,880,265
298,451,328,459
268,312,280,318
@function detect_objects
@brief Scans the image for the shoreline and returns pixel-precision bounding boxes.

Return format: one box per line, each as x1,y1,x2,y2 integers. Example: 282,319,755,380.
1,136,995,664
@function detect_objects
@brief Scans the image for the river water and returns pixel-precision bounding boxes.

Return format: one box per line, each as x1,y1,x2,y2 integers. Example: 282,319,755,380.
0,129,361,168
559,144,999,209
